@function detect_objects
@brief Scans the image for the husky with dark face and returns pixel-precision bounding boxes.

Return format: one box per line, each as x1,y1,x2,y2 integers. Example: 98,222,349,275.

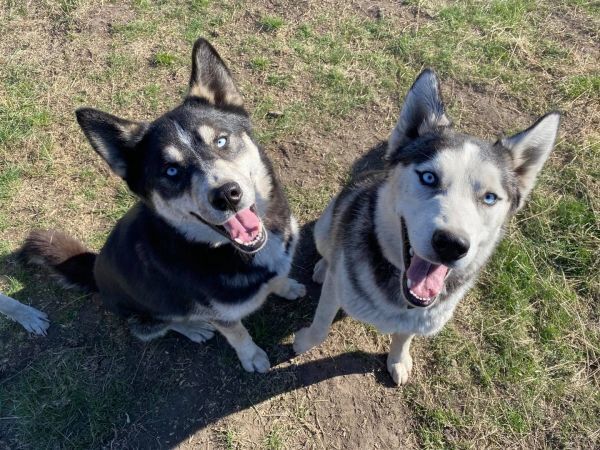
293,70,560,385
22,38,305,373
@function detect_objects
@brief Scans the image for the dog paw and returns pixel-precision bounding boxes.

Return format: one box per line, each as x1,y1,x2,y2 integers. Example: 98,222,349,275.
387,354,413,386
176,322,215,343
293,327,324,354
238,345,270,373
15,305,49,336
276,278,306,300
312,258,327,284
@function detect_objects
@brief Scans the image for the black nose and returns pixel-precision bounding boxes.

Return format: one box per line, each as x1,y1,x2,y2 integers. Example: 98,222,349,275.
209,182,243,211
432,229,470,263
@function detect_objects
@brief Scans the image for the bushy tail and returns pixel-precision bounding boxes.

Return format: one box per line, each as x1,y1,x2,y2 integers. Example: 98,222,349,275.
20,230,98,292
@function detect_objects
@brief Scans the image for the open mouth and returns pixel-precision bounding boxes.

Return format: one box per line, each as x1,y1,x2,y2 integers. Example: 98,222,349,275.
190,205,267,254
401,218,450,308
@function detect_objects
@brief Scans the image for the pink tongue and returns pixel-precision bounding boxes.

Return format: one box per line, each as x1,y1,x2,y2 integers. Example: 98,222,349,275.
406,255,448,299
222,208,261,243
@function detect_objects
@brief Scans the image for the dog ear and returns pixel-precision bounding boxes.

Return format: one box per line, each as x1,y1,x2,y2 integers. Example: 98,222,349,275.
187,38,244,108
498,112,560,210
387,69,451,158
75,108,148,179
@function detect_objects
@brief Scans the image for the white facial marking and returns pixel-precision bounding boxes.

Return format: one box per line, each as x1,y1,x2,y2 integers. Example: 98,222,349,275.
150,172,230,243
390,140,512,270
240,133,272,215
164,145,184,163
198,125,216,144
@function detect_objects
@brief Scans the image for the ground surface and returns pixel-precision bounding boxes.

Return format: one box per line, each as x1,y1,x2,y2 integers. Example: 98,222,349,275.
0,1,598,449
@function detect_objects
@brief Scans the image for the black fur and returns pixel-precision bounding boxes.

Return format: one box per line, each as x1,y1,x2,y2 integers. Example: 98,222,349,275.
20,230,97,291
94,204,279,318
400,69,448,141
24,38,295,328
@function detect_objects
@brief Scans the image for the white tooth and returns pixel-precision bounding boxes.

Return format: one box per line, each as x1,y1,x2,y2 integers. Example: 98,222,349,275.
409,247,414,256
409,289,433,302
407,279,413,288
235,238,244,244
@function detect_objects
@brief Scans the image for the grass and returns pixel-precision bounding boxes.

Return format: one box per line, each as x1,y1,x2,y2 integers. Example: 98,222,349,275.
259,15,285,32
264,425,285,449
0,347,135,448
152,51,177,67
0,0,598,448
561,74,600,100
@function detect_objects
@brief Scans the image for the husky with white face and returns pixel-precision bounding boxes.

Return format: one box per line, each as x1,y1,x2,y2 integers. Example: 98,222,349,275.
21,38,305,373
293,69,560,385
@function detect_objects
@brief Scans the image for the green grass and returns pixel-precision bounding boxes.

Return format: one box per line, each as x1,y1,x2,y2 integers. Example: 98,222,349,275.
250,56,270,71
102,184,136,222
0,66,52,150
561,74,600,100
265,425,286,450
0,347,138,449
259,15,285,32
153,51,177,67
112,19,159,39
0,166,22,231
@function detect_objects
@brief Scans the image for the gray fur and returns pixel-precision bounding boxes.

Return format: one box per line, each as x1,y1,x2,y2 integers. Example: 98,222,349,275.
294,69,560,385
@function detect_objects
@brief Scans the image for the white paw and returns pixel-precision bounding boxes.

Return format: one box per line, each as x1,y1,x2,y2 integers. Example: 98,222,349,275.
238,345,270,373
293,326,324,354
312,258,327,284
387,354,413,386
14,305,49,336
277,279,306,300
180,323,215,343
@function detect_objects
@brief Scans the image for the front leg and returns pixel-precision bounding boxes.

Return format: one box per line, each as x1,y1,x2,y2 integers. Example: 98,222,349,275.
387,332,414,385
0,293,49,336
293,271,339,354
270,276,306,300
212,320,270,373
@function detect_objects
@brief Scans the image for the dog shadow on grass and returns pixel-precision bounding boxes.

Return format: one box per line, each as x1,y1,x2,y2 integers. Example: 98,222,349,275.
0,142,391,448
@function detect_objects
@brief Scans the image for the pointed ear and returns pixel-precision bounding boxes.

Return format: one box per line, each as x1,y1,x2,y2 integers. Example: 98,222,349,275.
386,69,451,158
75,108,148,178
498,112,560,210
187,38,244,107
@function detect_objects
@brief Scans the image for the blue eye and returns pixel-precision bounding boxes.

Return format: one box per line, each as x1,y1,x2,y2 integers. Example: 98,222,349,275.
483,192,498,205
166,166,179,177
418,171,438,187
216,137,227,148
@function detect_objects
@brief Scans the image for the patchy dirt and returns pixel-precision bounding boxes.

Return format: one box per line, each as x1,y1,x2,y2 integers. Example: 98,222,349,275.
267,103,394,192
0,77,523,447
1,224,415,449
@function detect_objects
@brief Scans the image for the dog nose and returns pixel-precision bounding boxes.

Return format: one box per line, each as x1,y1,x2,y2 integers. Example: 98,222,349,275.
432,229,470,263
209,182,243,211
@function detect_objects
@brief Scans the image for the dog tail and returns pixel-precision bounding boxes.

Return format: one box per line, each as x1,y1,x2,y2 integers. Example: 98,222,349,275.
20,230,98,292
